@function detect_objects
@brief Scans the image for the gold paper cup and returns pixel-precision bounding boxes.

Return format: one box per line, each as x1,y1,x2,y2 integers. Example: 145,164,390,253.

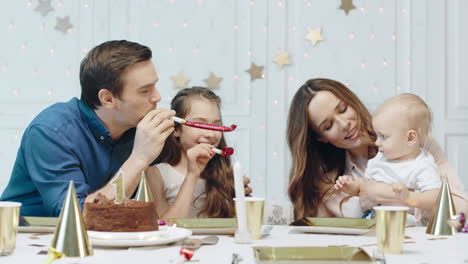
374,206,409,254
234,197,264,240
0,202,21,256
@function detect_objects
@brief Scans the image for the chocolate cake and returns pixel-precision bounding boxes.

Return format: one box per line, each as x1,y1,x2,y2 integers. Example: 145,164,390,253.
83,194,158,232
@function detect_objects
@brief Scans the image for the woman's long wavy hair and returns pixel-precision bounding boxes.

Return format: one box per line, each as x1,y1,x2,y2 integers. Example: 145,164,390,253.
287,78,377,219
156,87,235,218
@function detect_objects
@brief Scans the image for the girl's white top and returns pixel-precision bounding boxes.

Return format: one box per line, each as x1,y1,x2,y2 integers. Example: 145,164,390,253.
156,163,207,218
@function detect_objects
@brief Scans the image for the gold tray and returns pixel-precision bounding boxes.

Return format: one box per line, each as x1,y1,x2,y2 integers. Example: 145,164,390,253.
18,216,58,233
254,246,374,263
289,218,375,235
170,218,236,235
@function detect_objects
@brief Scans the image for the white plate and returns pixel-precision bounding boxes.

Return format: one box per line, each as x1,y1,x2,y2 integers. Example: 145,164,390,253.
18,226,55,233
292,226,370,235
88,226,192,247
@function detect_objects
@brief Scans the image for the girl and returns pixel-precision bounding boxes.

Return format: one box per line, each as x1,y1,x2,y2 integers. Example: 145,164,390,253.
286,78,468,220
147,87,236,220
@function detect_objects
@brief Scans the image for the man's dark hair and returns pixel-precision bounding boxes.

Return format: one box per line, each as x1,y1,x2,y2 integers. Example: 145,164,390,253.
80,40,152,109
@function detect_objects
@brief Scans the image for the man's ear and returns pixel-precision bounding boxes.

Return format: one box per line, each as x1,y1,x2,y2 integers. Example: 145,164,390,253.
97,89,115,109
407,130,418,145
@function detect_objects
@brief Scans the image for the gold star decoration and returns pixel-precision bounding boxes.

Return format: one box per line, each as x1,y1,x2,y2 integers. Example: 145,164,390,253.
272,51,291,68
35,0,54,16
171,72,190,88
245,63,264,81
339,0,356,16
203,72,223,89
304,27,324,47
55,16,73,34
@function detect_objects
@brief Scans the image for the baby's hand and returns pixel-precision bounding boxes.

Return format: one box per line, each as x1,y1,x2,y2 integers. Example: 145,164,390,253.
334,175,359,196
392,182,410,203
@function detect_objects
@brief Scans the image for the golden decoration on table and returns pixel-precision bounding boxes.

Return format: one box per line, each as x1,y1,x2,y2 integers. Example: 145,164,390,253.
254,247,372,262
171,72,190,88
46,181,93,264
135,171,154,203
304,27,324,47
35,0,54,16
203,72,223,89
339,0,356,15
245,63,264,81
272,51,291,68
426,176,457,236
55,16,73,34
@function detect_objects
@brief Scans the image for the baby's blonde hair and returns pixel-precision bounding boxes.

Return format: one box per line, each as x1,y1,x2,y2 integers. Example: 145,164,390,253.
375,93,432,141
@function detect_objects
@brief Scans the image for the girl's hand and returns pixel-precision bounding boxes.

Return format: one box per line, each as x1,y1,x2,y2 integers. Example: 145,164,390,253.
186,143,215,179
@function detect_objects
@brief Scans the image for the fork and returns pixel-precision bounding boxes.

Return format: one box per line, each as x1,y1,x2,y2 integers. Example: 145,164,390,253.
1,247,14,256
373,249,387,264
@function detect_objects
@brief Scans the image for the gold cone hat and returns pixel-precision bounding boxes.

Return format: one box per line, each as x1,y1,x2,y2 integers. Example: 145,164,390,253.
50,181,93,257
426,176,456,235
135,171,154,202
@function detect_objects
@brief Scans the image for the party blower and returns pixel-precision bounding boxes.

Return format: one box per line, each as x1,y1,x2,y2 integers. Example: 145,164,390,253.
171,116,237,132
171,116,236,157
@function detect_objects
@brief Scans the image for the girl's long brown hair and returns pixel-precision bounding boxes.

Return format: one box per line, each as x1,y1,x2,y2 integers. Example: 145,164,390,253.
156,87,235,217
287,79,377,219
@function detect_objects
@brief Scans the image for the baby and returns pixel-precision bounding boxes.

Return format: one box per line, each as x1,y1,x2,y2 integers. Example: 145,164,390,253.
334,93,441,223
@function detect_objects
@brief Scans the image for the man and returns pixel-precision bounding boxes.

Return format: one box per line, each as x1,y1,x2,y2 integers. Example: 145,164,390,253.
0,40,175,216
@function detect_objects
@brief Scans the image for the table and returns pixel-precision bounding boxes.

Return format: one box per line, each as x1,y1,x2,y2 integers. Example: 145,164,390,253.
2,227,466,263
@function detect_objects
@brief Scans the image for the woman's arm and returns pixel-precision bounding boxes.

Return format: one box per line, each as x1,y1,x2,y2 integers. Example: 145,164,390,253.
423,137,468,215
359,179,467,215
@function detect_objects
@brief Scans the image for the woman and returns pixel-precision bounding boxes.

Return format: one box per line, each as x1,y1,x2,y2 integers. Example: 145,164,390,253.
287,78,468,219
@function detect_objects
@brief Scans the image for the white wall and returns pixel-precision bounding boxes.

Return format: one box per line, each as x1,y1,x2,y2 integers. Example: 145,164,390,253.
1,0,467,203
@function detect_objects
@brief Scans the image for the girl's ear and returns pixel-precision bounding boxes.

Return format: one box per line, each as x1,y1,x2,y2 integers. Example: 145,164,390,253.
173,127,181,137
98,89,115,109
407,129,418,145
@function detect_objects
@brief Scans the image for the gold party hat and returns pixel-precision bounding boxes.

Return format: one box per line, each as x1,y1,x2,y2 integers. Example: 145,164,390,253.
49,181,93,260
426,176,456,235
134,171,154,202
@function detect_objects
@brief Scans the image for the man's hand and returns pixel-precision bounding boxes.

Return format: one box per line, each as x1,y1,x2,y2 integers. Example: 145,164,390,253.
132,109,175,165
243,176,252,196
334,175,359,196
392,182,410,204
186,144,215,179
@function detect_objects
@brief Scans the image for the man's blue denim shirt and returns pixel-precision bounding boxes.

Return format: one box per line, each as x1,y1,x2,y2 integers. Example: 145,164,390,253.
0,98,137,216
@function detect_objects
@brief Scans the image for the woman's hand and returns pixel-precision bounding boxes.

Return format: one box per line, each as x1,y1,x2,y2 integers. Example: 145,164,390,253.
358,179,388,211
243,176,252,196
186,143,215,179
392,182,410,203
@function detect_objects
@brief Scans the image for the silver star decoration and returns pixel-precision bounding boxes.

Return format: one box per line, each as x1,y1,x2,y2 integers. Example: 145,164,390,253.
55,16,73,34
203,72,223,89
272,51,291,68
304,27,324,47
35,0,54,17
171,72,190,88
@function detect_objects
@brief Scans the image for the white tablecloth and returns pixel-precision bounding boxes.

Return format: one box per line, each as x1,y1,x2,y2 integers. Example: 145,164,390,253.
2,227,467,264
